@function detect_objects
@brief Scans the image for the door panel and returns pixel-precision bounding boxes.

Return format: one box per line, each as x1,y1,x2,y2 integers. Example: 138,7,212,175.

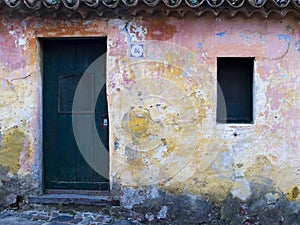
43,38,109,190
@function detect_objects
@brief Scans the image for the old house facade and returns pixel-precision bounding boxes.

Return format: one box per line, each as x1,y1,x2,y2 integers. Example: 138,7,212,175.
0,0,299,223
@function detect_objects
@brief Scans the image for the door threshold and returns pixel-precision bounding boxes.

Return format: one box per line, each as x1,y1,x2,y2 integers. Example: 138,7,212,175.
44,189,110,195
28,192,119,206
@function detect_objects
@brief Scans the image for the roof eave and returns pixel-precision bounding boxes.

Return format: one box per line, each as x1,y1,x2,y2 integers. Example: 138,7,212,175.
0,0,300,18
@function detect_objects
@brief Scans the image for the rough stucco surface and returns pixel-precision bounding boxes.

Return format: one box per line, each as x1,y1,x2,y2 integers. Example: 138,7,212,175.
0,13,299,223
107,15,300,223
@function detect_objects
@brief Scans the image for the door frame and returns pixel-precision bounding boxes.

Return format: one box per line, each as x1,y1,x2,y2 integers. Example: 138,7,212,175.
38,37,110,194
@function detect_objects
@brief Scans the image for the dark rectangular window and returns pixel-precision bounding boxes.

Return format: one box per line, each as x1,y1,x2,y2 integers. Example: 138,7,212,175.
217,57,254,123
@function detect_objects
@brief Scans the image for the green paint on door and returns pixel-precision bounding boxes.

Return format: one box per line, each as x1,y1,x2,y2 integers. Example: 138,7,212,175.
43,38,109,190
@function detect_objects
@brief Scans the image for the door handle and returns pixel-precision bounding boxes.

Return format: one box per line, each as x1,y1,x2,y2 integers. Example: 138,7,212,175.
102,114,108,127
103,118,108,127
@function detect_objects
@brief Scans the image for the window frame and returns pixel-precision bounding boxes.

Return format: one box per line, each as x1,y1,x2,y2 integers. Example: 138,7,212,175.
216,57,254,124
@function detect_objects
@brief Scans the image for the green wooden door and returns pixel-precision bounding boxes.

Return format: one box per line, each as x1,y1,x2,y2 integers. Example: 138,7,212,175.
43,38,109,190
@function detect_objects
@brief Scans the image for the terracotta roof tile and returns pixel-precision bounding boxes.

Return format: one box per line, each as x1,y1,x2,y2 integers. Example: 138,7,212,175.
1,0,300,17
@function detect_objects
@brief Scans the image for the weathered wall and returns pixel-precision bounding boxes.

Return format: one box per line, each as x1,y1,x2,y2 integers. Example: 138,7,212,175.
0,12,299,223
107,15,300,223
0,14,107,207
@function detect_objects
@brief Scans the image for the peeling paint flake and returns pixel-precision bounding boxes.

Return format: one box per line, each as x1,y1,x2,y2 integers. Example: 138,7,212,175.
278,34,290,42
18,38,26,46
295,41,300,55
216,31,227,37
34,23,41,28
8,31,15,36
21,21,27,29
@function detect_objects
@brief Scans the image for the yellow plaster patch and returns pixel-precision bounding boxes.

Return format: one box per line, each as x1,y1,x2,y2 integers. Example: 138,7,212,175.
0,80,18,107
245,155,275,182
126,108,151,140
0,127,30,174
287,186,299,201
273,167,298,194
